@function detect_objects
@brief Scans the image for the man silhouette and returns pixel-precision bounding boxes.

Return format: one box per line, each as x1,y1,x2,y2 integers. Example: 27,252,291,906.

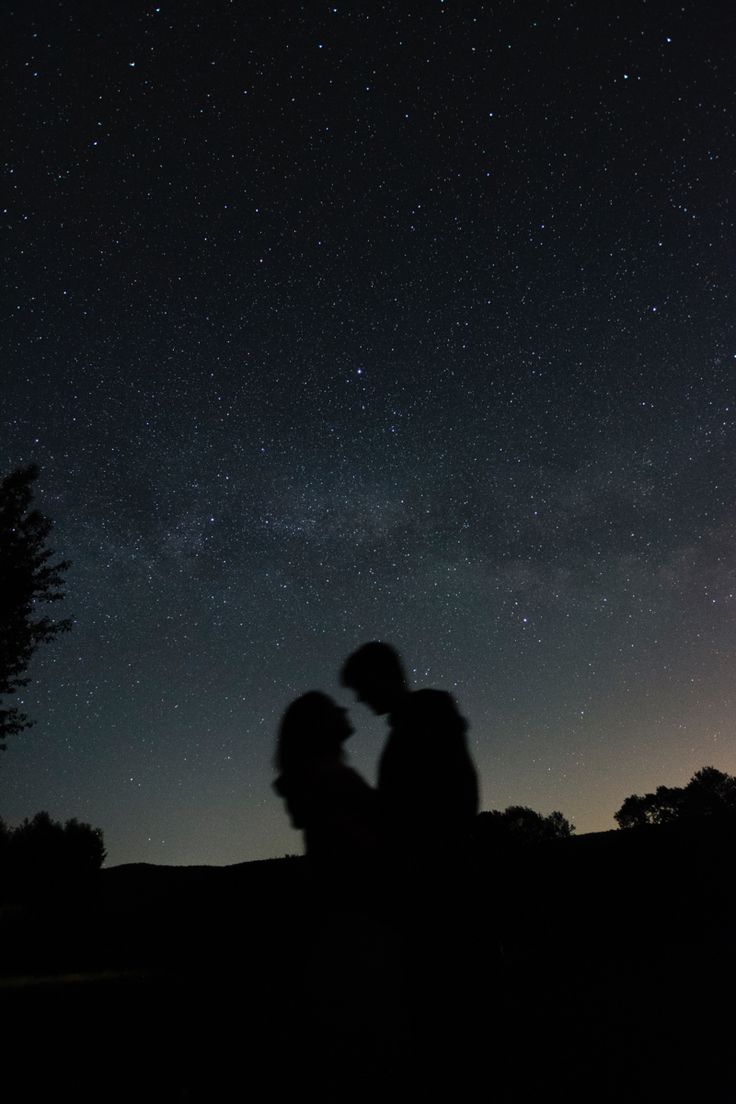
340,642,479,861
341,643,481,1093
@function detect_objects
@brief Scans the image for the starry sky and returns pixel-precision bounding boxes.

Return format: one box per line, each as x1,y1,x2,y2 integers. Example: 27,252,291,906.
3,0,735,866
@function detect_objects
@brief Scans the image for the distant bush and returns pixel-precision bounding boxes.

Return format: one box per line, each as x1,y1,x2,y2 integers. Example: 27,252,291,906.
1,810,106,899
475,805,575,849
615,766,736,829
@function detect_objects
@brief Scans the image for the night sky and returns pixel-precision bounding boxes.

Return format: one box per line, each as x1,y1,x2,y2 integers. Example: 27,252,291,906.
3,1,735,867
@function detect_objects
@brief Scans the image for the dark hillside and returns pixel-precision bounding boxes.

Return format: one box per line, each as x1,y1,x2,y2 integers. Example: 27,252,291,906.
2,823,735,1101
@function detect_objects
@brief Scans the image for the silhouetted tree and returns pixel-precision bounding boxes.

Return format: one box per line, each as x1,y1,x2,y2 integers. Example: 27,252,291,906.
0,816,10,861
0,464,71,751
614,787,681,828
61,816,107,871
475,805,575,848
10,810,66,873
614,766,736,828
686,766,736,815
2,811,106,899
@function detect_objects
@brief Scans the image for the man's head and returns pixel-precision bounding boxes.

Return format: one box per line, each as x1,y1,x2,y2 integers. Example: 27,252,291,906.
340,641,408,715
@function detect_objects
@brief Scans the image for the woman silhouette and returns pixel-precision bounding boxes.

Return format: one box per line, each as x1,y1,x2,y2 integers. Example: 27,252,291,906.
274,691,377,871
273,692,408,1094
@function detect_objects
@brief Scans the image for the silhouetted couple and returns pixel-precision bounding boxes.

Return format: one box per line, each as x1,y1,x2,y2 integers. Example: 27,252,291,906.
273,643,480,1094
274,641,479,883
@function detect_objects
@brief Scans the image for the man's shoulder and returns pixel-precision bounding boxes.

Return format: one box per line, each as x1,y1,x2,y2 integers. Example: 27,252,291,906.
410,688,457,707
393,689,467,732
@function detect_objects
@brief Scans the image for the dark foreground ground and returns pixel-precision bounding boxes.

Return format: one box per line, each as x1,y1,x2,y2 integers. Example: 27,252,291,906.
2,819,735,1102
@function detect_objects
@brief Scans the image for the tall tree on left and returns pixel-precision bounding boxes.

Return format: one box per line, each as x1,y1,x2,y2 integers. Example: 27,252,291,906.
0,465,71,752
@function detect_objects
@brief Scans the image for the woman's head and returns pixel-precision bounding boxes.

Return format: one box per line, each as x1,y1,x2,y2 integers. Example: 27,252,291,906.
275,691,353,775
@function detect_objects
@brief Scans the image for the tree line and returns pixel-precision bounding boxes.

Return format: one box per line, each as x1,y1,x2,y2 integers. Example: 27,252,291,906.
614,765,736,828
476,763,736,849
